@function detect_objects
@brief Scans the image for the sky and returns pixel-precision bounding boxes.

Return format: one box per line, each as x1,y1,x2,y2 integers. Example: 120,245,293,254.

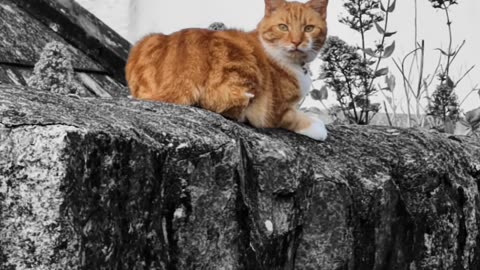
77,0,479,112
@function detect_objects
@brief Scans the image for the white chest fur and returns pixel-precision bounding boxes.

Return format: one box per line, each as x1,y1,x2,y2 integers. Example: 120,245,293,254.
288,64,312,99
260,39,312,99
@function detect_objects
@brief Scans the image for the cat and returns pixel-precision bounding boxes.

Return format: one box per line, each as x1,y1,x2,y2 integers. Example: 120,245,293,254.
126,0,329,141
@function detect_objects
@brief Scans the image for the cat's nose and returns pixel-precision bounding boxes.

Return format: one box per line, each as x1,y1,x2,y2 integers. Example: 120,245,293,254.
291,40,302,47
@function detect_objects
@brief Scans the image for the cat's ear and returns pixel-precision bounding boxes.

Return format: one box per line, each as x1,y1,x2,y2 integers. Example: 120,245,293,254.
307,0,328,20
264,0,286,16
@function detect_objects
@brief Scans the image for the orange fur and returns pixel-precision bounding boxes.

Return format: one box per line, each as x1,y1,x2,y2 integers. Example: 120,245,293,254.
126,0,329,140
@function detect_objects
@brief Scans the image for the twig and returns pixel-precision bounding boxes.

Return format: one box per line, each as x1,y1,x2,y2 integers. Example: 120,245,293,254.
393,58,413,127
450,40,466,65
384,101,393,126
442,3,453,81
459,84,479,107
416,40,425,98
454,65,475,87
365,0,392,123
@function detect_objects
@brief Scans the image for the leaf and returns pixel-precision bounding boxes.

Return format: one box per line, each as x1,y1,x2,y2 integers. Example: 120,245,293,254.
374,21,385,35
310,86,328,101
388,0,396,12
465,107,480,130
369,103,381,112
347,101,355,110
354,96,369,108
385,74,396,90
380,82,391,92
310,89,322,100
446,76,455,88
426,115,443,128
375,67,389,77
385,95,392,104
382,41,395,58
454,119,472,136
318,86,329,100
364,48,377,58
318,72,328,80
436,48,448,56
435,48,455,57
384,31,397,37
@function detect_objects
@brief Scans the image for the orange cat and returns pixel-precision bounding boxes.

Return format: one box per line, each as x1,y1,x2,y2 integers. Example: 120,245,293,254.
126,0,329,141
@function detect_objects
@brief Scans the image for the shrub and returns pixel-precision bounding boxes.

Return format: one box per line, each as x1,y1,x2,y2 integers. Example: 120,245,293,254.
319,36,380,124
315,0,396,124
428,80,460,121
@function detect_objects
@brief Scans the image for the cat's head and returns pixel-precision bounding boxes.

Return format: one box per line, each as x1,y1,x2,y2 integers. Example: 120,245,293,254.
258,0,328,65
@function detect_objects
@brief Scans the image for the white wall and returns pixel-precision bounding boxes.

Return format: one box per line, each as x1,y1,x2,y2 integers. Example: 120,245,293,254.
76,0,130,38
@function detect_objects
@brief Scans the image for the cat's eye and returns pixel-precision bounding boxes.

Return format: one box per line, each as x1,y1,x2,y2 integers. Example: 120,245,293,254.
304,25,315,32
278,24,289,32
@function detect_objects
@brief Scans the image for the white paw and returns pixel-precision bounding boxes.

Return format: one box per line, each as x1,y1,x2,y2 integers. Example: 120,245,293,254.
296,119,328,141
245,92,255,98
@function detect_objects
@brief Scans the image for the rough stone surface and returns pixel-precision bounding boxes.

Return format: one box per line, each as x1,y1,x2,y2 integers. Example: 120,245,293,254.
12,0,131,84
1,85,480,269
0,0,104,71
0,0,129,97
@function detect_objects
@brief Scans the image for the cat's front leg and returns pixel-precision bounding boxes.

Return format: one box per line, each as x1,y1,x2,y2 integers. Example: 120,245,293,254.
280,108,328,141
221,92,255,121
296,117,328,141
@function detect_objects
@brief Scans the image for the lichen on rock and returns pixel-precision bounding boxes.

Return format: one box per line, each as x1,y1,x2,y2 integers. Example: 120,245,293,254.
27,41,86,96
0,125,80,269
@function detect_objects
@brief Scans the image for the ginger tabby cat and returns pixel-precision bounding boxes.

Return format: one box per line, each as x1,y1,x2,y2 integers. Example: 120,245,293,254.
126,0,329,141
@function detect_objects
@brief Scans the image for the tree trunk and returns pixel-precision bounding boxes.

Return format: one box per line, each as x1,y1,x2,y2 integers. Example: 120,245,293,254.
1,85,479,269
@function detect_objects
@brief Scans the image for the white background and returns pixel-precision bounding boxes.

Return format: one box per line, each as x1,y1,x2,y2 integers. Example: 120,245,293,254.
77,0,479,112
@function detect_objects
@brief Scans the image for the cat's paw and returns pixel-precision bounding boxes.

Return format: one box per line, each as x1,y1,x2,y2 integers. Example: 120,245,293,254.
296,118,328,141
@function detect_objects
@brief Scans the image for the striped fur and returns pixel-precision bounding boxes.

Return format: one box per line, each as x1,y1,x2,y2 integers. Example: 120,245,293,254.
126,0,329,140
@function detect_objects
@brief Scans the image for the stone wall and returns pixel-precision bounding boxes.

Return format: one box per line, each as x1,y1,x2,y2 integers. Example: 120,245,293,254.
1,85,480,269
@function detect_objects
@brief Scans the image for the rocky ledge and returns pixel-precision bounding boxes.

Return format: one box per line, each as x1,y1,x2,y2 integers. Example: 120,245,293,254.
0,85,479,270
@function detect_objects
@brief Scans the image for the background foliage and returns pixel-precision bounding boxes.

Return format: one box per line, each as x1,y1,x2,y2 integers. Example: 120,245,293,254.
312,0,480,135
